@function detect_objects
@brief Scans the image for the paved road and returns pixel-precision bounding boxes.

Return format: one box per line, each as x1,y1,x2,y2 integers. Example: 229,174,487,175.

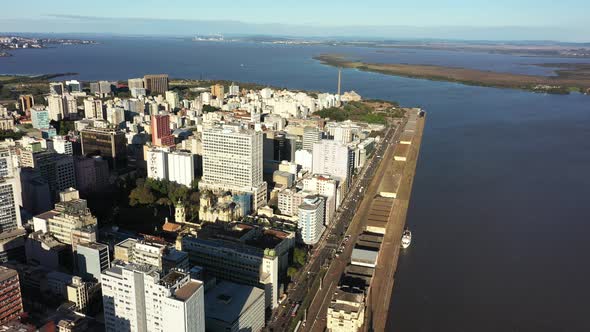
267,119,405,331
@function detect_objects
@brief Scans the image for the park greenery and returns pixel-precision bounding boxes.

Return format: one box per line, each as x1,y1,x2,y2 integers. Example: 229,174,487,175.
0,130,25,140
287,247,308,278
315,100,401,124
129,178,200,221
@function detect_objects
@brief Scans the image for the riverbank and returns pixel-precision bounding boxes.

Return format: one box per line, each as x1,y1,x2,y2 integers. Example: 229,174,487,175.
315,54,590,95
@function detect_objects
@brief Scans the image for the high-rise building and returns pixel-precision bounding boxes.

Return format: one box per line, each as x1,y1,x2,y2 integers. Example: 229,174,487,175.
0,178,21,233
211,84,224,100
83,97,103,119
303,126,322,152
167,151,195,187
65,80,82,93
31,107,50,129
47,94,65,121
0,229,26,264
0,266,24,324
165,90,180,110
128,78,144,90
228,83,240,96
63,95,78,118
106,106,125,127
74,156,110,194
298,195,326,245
19,149,76,199
144,74,169,95
303,174,340,224
147,148,168,181
151,114,175,147
32,189,97,247
49,82,64,95
19,94,34,115
114,238,189,274
80,127,127,169
76,242,110,281
181,234,279,309
312,140,355,189
101,262,205,332
50,136,73,155
200,126,267,210
98,81,114,95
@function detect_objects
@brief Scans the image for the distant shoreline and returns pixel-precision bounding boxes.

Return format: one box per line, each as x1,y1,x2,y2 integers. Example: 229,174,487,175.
314,54,590,95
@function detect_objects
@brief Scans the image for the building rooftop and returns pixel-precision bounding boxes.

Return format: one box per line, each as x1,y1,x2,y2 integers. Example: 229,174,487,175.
205,281,265,324
174,280,203,302
0,265,18,282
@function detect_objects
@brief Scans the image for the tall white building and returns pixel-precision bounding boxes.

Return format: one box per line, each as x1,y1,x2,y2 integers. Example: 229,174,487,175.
83,97,103,119
47,95,65,121
167,151,195,187
147,149,168,181
298,195,325,245
51,136,73,155
303,175,339,225
63,94,78,118
312,140,354,190
101,262,205,332
200,126,267,210
165,91,180,110
0,178,22,233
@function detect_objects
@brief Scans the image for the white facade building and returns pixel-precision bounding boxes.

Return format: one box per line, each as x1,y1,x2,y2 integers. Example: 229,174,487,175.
200,126,267,210
167,151,195,187
147,149,168,181
298,195,325,245
101,262,205,332
312,140,354,189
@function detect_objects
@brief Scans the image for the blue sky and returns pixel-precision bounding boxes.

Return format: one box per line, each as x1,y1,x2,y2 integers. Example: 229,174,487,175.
1,0,588,41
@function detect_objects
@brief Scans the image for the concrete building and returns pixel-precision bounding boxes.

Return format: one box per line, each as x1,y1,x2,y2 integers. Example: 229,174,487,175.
51,136,73,155
303,126,322,152
49,82,64,95
83,97,103,119
165,90,180,110
144,74,169,95
151,114,175,147
19,94,34,115
47,94,65,121
277,188,304,217
18,148,76,199
181,230,279,309
211,84,224,100
76,242,110,281
0,266,24,324
312,140,354,189
114,238,189,274
303,174,340,224
128,78,144,90
80,127,127,169
147,148,168,181
200,125,267,211
25,231,70,271
74,156,109,194
65,80,82,93
32,189,97,247
167,151,195,187
31,107,50,129
0,229,26,264
326,290,365,332
298,195,326,245
205,281,265,332
0,178,21,232
101,262,205,332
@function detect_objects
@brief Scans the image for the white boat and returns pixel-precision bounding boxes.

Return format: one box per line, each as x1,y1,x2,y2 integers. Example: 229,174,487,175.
401,229,412,249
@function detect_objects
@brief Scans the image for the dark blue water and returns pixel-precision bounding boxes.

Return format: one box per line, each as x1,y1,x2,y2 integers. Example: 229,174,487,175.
2,37,590,331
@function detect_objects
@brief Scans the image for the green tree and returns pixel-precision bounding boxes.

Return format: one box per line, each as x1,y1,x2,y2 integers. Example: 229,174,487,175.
129,186,156,206
287,267,298,278
293,247,307,267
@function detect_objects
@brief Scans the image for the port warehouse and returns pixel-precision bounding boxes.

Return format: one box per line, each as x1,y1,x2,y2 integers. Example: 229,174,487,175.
327,109,422,330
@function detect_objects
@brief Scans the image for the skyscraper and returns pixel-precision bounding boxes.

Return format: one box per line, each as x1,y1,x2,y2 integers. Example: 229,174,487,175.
312,140,355,189
151,114,175,147
80,127,127,169
298,195,326,245
165,90,180,110
101,262,205,332
83,97,103,119
0,178,21,233
47,94,65,121
144,74,169,95
303,126,322,152
19,94,34,116
200,125,267,210
128,78,144,90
